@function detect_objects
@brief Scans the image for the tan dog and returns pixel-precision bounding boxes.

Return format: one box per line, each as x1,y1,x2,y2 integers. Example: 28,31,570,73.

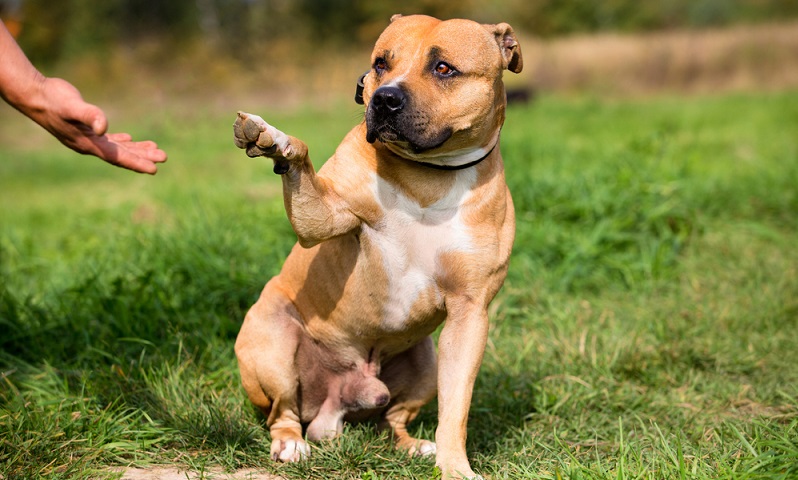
233,14,522,479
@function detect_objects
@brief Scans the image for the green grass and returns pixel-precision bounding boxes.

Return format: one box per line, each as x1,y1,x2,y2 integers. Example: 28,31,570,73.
1,90,797,479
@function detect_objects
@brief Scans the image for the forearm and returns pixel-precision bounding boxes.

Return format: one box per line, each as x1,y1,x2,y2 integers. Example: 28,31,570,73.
435,300,489,462
282,165,361,248
0,24,46,112
233,112,357,234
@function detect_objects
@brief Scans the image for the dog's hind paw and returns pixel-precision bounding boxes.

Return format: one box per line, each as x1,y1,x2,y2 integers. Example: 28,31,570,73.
399,438,436,457
412,439,437,457
270,438,311,463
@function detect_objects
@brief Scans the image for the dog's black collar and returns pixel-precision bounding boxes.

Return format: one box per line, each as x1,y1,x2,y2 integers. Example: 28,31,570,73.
412,143,496,171
355,71,368,105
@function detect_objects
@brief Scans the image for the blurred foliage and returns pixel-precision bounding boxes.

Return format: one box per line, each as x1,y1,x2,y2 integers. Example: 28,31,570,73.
3,0,798,65
495,0,798,36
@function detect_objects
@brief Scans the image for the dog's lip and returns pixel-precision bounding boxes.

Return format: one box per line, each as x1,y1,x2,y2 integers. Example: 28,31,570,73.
369,126,401,145
366,123,453,155
366,122,402,145
366,128,380,144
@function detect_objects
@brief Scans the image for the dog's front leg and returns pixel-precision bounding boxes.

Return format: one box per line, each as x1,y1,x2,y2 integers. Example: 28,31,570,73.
234,112,359,247
435,298,489,480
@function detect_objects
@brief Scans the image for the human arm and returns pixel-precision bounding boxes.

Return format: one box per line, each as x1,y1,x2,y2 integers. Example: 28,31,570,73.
0,23,166,174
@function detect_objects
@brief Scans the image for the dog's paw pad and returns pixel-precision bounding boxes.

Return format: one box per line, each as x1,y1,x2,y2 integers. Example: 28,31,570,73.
243,117,267,143
234,111,291,159
234,112,261,147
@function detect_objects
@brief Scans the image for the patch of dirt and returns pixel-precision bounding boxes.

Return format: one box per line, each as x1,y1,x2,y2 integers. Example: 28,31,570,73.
109,467,283,480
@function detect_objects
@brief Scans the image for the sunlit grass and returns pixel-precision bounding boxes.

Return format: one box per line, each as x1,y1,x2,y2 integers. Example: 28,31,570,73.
1,90,797,479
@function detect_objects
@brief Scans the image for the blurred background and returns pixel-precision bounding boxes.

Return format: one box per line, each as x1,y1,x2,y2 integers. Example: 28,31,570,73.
2,0,798,108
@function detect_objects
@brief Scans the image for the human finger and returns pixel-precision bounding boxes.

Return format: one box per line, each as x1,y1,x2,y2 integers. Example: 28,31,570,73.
105,132,133,142
106,134,167,162
91,135,165,174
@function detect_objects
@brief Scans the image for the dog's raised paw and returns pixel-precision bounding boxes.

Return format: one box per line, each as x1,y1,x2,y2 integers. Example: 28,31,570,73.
233,112,294,162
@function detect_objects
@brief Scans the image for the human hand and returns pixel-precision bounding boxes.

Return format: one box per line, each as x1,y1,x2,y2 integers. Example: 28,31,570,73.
28,77,167,174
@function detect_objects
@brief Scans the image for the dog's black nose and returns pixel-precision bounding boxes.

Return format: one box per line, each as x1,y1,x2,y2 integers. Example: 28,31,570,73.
370,86,406,113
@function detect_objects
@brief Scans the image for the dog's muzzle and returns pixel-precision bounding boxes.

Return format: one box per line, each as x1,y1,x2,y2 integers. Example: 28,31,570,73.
366,86,407,144
365,86,452,152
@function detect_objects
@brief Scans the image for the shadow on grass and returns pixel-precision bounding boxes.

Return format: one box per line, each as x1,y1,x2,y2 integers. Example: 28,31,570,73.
0,207,298,370
0,214,294,472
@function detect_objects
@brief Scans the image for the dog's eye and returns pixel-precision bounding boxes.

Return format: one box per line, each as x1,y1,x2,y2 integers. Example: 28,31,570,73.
374,58,388,74
434,62,456,77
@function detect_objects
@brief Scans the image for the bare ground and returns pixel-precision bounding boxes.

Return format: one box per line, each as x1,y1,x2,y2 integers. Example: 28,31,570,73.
109,467,283,480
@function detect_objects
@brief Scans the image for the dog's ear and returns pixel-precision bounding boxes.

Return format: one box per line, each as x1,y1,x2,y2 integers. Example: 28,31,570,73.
354,71,368,105
487,23,523,73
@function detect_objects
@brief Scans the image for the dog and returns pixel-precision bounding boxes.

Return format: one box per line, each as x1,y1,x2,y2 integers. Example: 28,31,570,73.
233,14,522,479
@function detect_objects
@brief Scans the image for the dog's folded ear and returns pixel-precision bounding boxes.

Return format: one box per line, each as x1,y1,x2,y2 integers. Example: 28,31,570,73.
486,23,523,73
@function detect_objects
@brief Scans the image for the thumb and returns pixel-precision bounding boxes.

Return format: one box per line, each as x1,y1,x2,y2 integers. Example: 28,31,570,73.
48,78,108,135
72,101,108,136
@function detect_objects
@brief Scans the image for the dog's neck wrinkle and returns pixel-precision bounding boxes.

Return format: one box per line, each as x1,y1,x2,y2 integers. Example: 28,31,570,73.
373,147,459,208
382,131,500,169
372,139,504,209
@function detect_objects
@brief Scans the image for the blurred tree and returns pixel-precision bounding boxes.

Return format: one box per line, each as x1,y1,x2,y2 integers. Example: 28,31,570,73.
487,0,798,36
118,0,198,39
289,0,475,44
5,0,798,65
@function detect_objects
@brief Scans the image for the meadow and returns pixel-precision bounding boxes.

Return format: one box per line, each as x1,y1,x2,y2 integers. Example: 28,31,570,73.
1,88,797,479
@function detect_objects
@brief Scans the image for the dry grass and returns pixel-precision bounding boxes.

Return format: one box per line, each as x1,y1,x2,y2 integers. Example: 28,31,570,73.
519,21,798,95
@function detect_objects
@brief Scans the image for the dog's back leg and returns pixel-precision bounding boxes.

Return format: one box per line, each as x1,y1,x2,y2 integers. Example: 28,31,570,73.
235,279,309,462
379,336,438,456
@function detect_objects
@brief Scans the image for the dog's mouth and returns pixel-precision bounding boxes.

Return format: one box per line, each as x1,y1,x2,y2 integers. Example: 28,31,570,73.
364,84,455,154
366,120,452,154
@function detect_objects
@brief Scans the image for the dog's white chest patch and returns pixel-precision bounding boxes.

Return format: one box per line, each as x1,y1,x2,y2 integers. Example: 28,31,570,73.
365,170,476,330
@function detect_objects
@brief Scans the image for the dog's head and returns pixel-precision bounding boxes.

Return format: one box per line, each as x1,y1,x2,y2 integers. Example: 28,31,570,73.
360,15,523,166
